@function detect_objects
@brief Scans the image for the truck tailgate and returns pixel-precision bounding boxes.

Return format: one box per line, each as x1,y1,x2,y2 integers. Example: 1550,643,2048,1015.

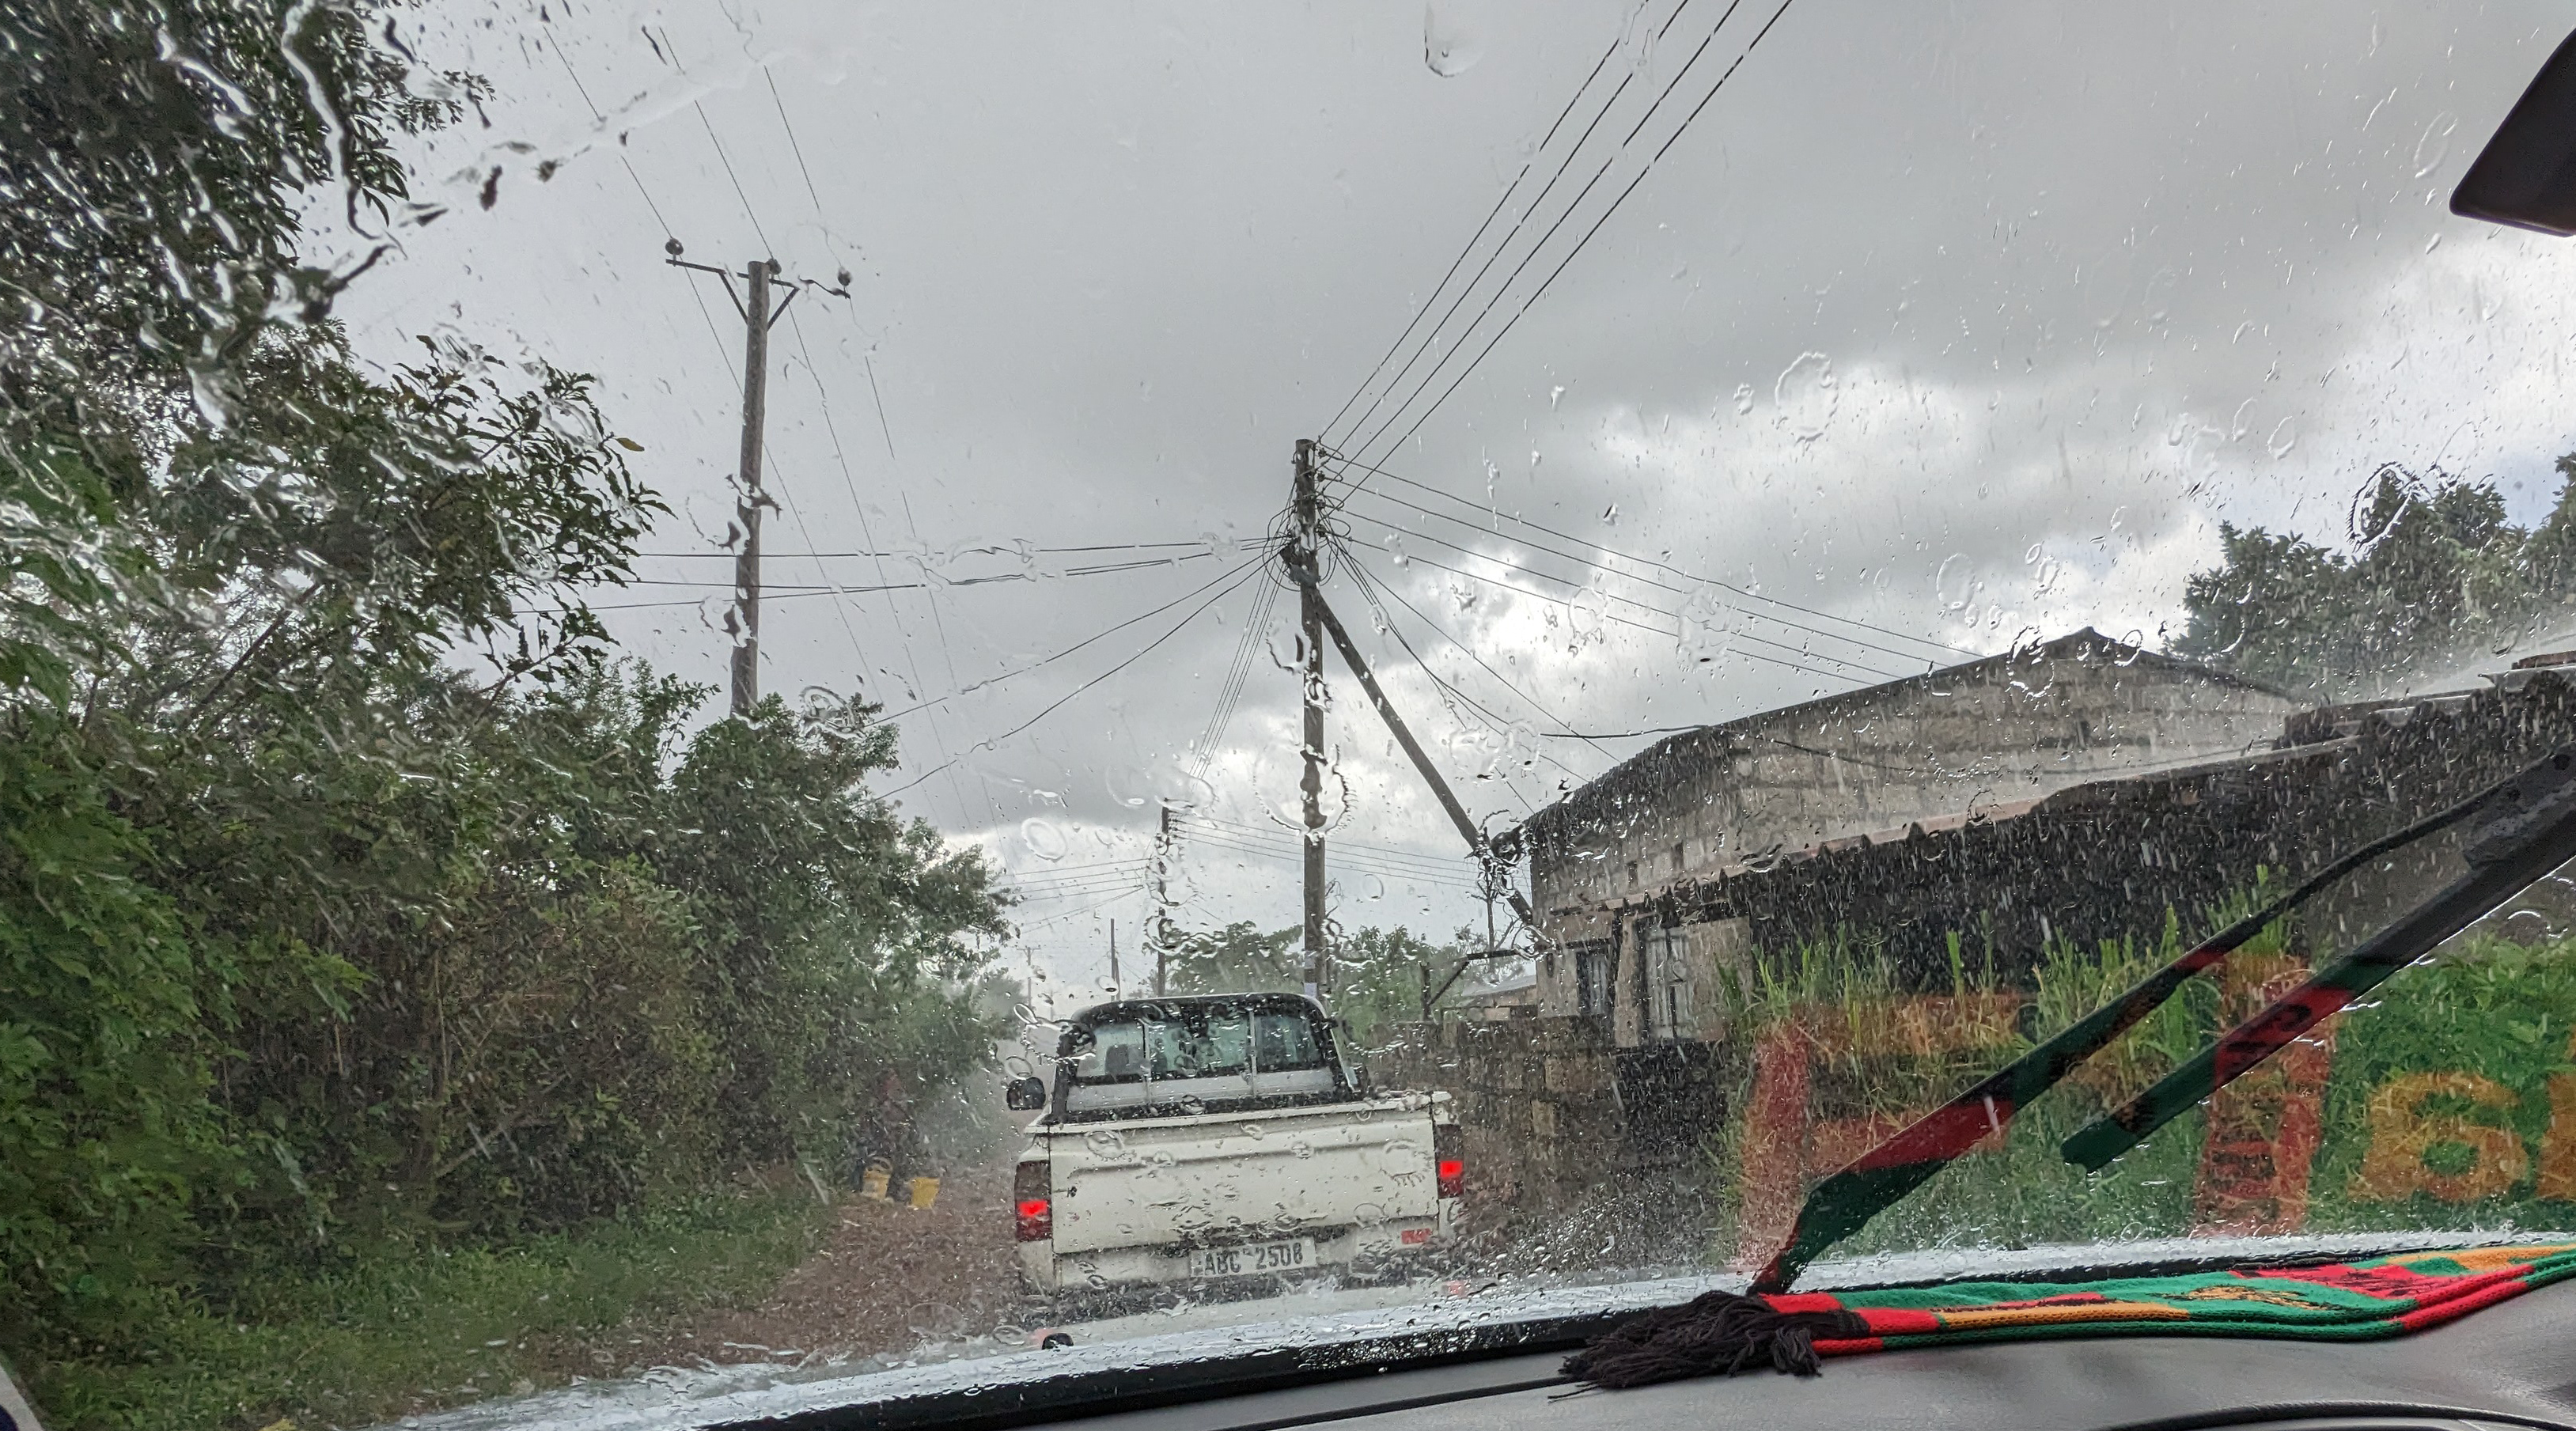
1043,1098,1438,1255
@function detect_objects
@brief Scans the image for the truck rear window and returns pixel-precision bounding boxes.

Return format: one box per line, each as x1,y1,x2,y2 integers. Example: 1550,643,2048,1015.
1071,1013,1251,1083
1056,1000,1345,1118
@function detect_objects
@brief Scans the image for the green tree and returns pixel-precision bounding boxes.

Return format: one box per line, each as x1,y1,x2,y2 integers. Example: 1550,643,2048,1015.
0,2,1017,1406
2174,463,2576,698
1157,920,1516,1050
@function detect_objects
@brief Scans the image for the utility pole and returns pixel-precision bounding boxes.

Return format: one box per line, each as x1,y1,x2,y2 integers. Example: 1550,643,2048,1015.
728,256,773,716
1108,918,1120,997
1291,438,1329,1004
666,243,834,717
1153,804,1172,998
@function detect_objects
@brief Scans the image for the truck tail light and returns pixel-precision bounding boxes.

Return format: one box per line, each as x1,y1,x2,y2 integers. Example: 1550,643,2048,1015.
1434,1123,1464,1200
1013,1160,1051,1242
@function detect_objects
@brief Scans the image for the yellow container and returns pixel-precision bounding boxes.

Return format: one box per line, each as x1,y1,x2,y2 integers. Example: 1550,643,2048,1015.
907,1175,941,1210
859,1163,891,1201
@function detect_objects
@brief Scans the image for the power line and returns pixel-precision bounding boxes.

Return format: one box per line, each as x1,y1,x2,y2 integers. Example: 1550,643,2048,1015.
1350,0,1804,467
1173,830,1483,892
1181,810,1474,865
765,69,831,221
1189,574,1279,783
1176,831,1481,887
885,563,1261,798
1377,543,1864,686
1321,8,1647,443
1340,487,1953,671
1344,518,1900,682
876,557,1263,724
1334,0,1729,457
636,539,1248,560
1339,555,1601,784
1339,508,1901,680
1317,21,1627,438
1320,449,1976,661
1012,884,1149,935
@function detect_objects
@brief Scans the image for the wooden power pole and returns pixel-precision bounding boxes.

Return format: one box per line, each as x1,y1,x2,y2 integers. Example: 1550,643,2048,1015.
1292,438,1329,1002
729,258,775,716
669,244,820,717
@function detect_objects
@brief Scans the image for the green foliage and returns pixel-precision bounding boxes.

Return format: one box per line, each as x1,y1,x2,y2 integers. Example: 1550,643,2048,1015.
28,1191,828,1431
2306,931,2576,1232
0,5,1016,1423
2174,464,2576,698
1160,921,1300,995
1157,920,1506,1050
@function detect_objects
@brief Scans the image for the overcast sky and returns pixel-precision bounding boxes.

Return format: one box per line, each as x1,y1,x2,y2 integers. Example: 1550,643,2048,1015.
327,0,2576,1001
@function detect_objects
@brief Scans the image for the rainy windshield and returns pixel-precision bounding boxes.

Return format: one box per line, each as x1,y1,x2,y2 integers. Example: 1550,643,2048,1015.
14,3,2576,1429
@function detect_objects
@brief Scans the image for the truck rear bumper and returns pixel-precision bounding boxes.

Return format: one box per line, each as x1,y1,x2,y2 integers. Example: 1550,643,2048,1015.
1021,1202,1456,1293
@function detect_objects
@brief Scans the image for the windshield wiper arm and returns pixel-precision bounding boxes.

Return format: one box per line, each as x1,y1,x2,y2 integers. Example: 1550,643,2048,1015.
2066,748,2576,1170
1748,749,2566,1294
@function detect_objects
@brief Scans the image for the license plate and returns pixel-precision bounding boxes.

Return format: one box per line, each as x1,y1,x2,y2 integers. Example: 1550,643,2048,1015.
1184,1237,1313,1279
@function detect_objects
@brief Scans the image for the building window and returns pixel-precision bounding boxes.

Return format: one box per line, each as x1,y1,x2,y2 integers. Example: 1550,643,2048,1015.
1638,926,1691,1042
1566,938,1613,1018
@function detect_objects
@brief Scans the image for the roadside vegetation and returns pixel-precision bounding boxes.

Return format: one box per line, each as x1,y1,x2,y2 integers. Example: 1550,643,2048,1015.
1706,911,2576,1264
1,6,1009,1427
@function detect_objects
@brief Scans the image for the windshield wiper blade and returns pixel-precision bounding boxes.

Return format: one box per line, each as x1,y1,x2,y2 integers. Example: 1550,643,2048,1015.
1748,755,2546,1295
2066,748,2576,1171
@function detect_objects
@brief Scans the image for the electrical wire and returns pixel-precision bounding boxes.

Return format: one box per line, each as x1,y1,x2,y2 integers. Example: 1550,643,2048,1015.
1343,0,1744,460
1349,0,1805,468
1347,521,1896,683
1340,486,1953,671
876,557,1263,724
636,539,1255,560
1340,507,1899,680
884,564,1263,798
1339,554,1601,787
1012,884,1150,935
1320,449,1976,661
1175,831,1483,892
1180,811,1476,867
1188,576,1279,783
1318,13,1635,440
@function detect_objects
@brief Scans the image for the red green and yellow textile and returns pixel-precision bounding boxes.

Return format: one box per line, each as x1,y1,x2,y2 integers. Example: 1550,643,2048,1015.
1567,1244,2576,1389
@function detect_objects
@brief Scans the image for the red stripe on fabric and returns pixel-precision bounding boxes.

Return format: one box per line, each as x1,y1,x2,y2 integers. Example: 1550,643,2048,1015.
1763,1292,1850,1315
2394,1272,2534,1332
1813,1337,1883,1357
1854,1306,1944,1335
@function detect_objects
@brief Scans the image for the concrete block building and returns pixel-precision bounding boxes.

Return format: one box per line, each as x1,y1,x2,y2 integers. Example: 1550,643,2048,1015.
1510,629,2303,1042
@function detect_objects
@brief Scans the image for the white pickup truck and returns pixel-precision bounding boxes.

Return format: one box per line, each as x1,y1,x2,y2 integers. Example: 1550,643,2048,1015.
1006,992,1459,1297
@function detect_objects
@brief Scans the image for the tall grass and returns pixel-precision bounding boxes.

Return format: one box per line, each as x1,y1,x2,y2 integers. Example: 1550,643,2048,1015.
1704,888,2576,1271
24,1191,831,1431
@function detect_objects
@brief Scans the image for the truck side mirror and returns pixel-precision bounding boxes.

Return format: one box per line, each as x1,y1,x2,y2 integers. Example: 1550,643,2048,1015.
1005,1076,1047,1111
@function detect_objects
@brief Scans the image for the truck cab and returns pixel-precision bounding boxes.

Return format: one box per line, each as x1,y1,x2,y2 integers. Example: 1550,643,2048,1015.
1009,993,1460,1296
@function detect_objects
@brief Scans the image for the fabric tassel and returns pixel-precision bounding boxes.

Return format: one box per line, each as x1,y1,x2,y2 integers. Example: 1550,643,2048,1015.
1563,1289,1870,1389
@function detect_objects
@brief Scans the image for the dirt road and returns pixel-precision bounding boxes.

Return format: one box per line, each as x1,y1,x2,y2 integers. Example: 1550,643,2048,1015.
612,1162,1025,1374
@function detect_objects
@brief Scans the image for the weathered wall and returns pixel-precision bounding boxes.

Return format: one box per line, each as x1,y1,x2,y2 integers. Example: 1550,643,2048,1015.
1527,632,2301,929
1661,672,2576,990
1369,1015,1734,1239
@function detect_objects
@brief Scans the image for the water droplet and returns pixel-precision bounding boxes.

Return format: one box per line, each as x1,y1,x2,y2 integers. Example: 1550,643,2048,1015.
2266,415,2298,460
2413,111,2459,179
1732,382,1756,416
1020,816,1070,862
1773,352,1837,442
1422,1,1485,77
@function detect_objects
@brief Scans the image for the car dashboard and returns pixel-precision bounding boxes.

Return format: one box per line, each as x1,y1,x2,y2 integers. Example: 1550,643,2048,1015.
998,1278,2576,1431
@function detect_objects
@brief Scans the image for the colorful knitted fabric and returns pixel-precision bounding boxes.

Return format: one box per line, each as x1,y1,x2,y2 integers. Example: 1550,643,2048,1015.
1567,1244,2576,1389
